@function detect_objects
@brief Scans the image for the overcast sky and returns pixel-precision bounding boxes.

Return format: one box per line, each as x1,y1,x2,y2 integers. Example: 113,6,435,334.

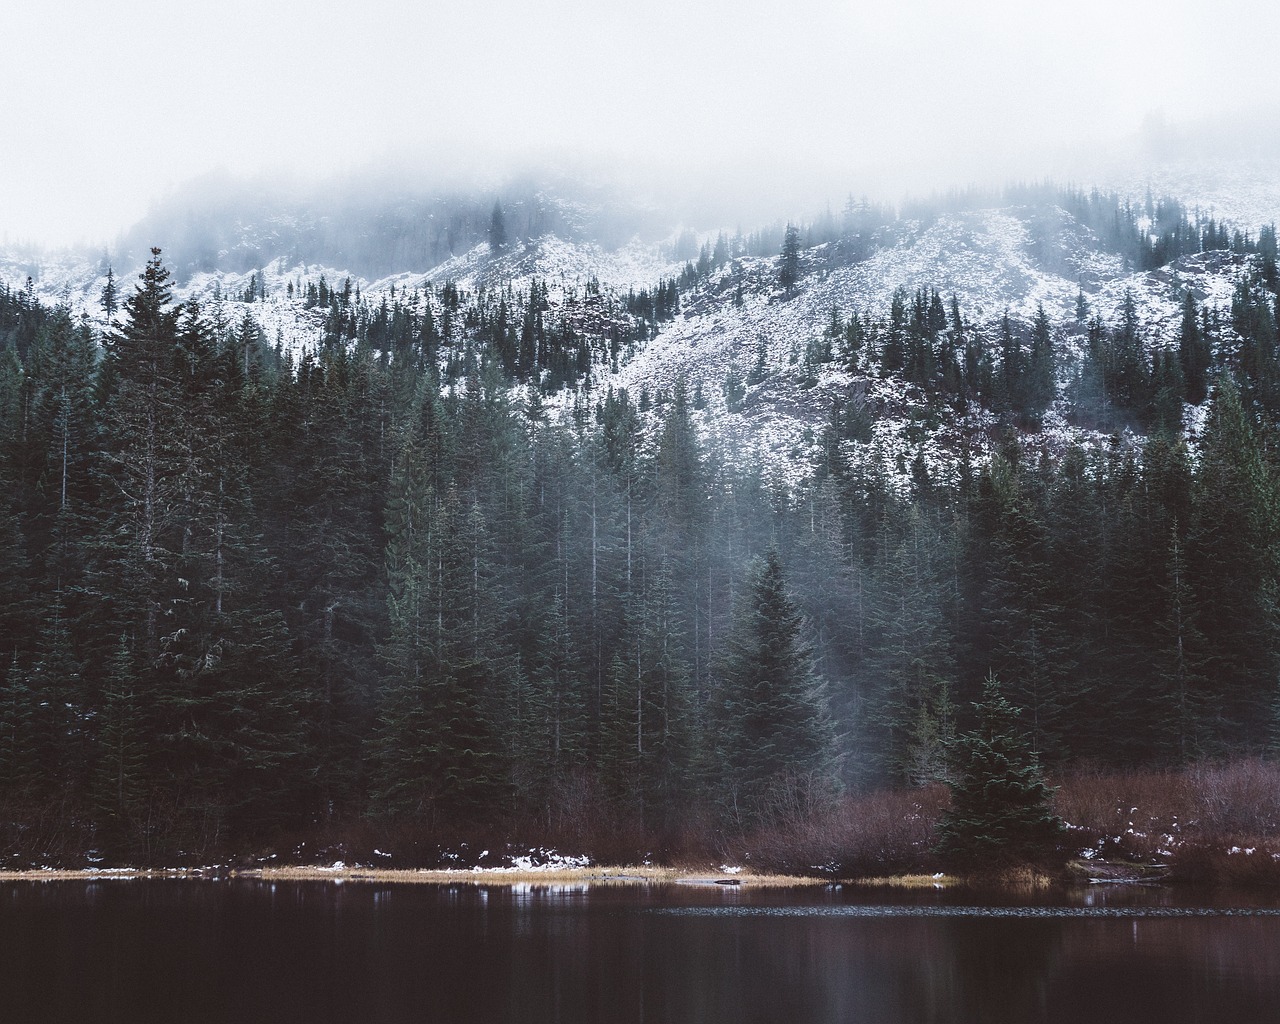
4,0,1280,246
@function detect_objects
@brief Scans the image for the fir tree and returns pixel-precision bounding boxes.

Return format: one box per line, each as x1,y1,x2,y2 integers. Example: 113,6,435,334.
713,549,840,827
1187,375,1280,748
100,266,118,321
96,248,185,662
935,673,1065,864
92,636,149,850
779,223,801,296
489,200,507,252
1178,291,1211,406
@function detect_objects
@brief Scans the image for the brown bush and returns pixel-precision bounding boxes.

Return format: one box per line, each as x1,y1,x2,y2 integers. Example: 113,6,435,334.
743,784,950,876
1051,759,1280,875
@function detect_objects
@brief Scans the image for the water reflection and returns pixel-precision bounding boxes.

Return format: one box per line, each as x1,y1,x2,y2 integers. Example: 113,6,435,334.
1,881,1279,1023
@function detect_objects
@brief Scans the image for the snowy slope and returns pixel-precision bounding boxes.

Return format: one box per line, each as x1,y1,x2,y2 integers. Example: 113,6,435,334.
1102,158,1280,238
607,204,1251,488
2,175,1272,490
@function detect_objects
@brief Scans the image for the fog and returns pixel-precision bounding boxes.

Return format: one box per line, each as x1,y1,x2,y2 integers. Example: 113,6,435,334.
5,0,1280,247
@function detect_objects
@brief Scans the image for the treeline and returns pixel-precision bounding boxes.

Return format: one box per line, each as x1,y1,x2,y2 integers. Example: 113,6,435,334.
4,247,1280,864
804,263,1279,438
826,397,1279,781
0,253,838,861
1060,187,1279,272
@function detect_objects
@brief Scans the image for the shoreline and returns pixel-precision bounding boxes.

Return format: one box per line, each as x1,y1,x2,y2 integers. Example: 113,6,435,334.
0,861,1215,889
0,864,834,887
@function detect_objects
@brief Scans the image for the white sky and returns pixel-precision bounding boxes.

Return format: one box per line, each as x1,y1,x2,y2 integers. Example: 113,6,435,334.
4,0,1280,246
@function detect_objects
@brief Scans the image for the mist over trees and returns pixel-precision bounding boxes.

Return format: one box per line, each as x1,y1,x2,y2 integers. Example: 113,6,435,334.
3,175,1280,865
116,172,678,283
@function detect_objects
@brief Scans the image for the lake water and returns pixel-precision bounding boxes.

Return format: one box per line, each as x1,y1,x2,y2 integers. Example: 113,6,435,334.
3,878,1280,1023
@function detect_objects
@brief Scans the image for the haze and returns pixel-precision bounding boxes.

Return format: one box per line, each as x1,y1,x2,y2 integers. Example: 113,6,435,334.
6,0,1280,247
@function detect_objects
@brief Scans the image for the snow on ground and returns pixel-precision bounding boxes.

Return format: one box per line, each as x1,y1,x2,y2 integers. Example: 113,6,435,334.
0,246,113,323
1101,158,1280,236
606,200,1248,486
407,236,681,295
813,208,1123,324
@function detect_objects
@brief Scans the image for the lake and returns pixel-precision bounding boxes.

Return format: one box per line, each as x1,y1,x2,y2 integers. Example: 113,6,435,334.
3,878,1280,1022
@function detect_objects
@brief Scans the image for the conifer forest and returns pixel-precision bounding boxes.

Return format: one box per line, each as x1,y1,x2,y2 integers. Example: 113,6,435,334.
3,187,1280,867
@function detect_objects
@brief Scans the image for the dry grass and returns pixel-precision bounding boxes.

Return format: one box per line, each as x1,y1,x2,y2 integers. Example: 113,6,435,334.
988,864,1058,891
847,873,959,888
12,760,1280,887
237,864,830,887
0,868,207,881
0,864,829,887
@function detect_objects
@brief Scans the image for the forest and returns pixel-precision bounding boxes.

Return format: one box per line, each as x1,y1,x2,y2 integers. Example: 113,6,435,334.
2,191,1280,867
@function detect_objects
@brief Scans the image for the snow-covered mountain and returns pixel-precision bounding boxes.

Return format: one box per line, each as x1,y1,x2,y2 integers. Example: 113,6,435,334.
5,163,1278,487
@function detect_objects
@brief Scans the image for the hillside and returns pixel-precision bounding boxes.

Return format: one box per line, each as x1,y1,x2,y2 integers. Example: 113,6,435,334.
6,170,1273,487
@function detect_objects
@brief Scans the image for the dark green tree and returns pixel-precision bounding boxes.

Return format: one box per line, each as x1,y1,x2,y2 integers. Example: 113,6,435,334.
489,200,507,252
96,247,185,662
713,548,840,828
1177,291,1211,406
935,673,1065,864
779,223,801,296
1187,375,1280,748
100,266,118,320
92,635,149,852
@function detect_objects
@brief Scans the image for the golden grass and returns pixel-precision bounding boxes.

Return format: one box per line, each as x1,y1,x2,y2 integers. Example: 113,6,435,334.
846,867,1059,890
245,865,828,887
989,864,1058,891
0,865,830,887
0,868,205,881
847,873,960,888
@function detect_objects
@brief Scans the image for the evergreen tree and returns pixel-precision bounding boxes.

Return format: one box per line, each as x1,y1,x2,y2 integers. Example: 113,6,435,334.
0,655,38,806
1178,291,1211,406
95,248,185,662
713,549,840,828
779,223,801,296
489,200,507,252
100,266,118,321
1025,304,1055,421
92,636,149,852
860,502,956,780
935,673,1065,864
1187,375,1280,748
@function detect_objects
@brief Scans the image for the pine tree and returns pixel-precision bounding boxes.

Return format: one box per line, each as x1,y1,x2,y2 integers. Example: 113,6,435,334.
92,636,149,850
779,223,801,296
713,549,840,828
1026,304,1055,421
1187,375,1280,748
1155,526,1204,761
373,389,507,822
100,266,118,321
603,557,696,829
860,502,956,779
0,654,38,805
96,248,185,662
1178,291,1211,406
489,200,507,252
935,673,1065,864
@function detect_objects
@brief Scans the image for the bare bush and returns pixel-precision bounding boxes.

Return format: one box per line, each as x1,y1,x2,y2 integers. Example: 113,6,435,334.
745,784,949,875
1186,759,1280,834
1052,759,1280,875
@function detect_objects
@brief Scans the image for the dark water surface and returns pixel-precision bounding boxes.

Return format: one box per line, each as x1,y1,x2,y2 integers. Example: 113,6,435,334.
3,878,1280,1023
